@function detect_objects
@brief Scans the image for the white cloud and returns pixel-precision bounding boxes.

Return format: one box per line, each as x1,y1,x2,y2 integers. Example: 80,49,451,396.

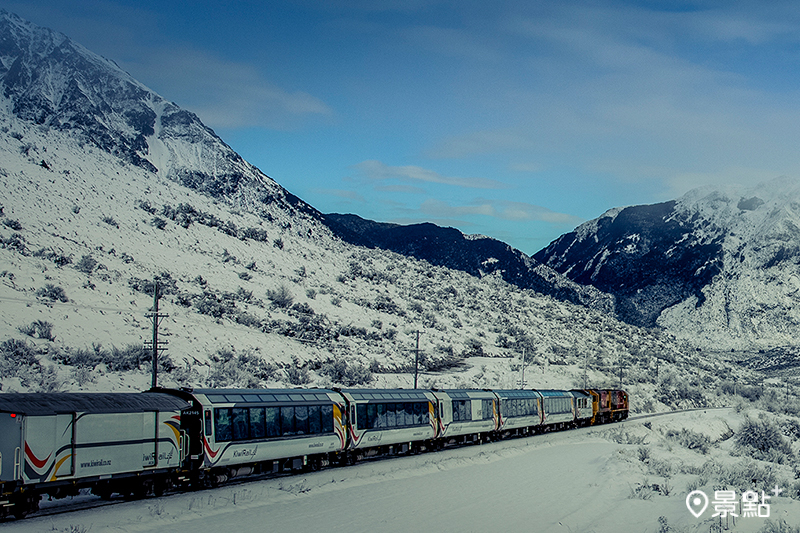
420,198,581,225
126,48,333,130
354,160,508,189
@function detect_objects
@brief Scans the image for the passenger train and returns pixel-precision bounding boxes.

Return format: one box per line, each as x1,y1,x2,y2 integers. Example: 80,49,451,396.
0,386,628,519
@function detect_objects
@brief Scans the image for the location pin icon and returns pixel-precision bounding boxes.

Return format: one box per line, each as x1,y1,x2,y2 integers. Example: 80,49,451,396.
686,490,709,518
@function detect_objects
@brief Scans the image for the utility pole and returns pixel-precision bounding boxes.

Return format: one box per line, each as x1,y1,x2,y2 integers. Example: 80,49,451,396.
413,330,421,389
518,347,527,388
144,279,169,390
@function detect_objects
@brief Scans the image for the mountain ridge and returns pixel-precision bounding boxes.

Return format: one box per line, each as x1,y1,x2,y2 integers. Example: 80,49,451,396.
323,212,616,314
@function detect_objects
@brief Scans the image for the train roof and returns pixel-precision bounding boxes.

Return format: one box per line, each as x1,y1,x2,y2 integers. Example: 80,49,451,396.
188,388,337,405
0,392,191,416
338,388,432,401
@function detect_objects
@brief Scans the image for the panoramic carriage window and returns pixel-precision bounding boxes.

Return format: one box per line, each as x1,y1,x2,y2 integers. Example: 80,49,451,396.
250,407,266,439
281,406,296,436
215,404,334,441
214,408,232,442
357,402,428,429
308,405,322,434
295,405,309,435
265,407,280,437
232,408,249,440
321,404,334,433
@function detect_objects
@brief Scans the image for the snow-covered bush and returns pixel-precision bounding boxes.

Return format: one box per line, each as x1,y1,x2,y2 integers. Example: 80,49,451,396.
665,428,711,454
319,358,373,386
207,349,277,388
18,319,55,341
75,254,97,274
735,416,793,464
0,338,41,382
267,284,294,308
36,283,68,302
285,364,311,385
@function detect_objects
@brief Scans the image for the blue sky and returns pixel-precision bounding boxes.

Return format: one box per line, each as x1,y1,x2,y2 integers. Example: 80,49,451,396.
5,1,800,253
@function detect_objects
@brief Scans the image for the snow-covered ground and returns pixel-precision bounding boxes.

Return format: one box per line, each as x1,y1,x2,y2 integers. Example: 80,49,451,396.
5,409,800,532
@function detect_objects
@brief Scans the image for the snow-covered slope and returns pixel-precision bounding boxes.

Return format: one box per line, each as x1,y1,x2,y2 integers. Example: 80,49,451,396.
0,9,318,227
535,177,800,352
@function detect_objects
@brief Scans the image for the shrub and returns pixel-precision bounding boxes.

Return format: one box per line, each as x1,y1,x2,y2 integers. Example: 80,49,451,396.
665,428,711,454
1,232,26,253
102,215,119,228
3,218,22,230
207,349,277,388
319,359,373,386
36,284,68,302
285,365,311,385
75,254,97,274
151,217,167,230
273,238,284,249
0,338,42,385
735,416,793,463
196,293,235,318
267,284,294,308
18,320,55,341
242,227,268,242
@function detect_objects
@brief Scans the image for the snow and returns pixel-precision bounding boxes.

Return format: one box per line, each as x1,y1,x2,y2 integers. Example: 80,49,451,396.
5,409,800,532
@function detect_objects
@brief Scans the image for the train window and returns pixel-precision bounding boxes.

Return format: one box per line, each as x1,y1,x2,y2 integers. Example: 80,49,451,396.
366,403,377,429
309,405,322,434
386,403,397,427
214,408,232,442
207,395,226,403
232,408,249,440
403,402,414,426
265,407,280,437
356,404,367,429
413,402,424,425
376,403,387,428
244,395,261,403
250,407,266,439
226,395,244,403
281,406,296,436
321,404,334,433
295,406,309,435
258,394,276,402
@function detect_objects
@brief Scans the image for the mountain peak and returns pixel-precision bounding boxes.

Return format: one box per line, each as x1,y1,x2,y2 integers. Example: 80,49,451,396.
0,9,323,226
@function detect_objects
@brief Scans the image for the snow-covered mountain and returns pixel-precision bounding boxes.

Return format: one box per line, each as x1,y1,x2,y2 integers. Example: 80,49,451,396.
323,213,615,314
0,9,319,227
535,177,800,351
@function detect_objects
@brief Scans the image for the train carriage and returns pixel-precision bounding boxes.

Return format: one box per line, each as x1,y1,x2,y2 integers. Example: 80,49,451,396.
538,389,574,429
431,389,497,444
495,389,543,436
338,388,437,456
0,392,189,518
187,388,346,477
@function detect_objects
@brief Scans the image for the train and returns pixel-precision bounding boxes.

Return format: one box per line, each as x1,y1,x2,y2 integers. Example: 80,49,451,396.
0,386,628,519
